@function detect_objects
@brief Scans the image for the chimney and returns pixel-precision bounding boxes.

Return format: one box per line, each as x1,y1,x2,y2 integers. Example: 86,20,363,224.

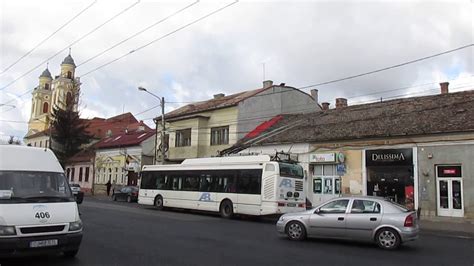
263,80,273,88
321,102,330,110
440,82,449,94
310,89,318,102
335,98,348,109
213,93,225,99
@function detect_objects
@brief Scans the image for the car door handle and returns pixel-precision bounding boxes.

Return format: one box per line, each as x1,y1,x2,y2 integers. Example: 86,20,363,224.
338,217,344,221
370,217,377,221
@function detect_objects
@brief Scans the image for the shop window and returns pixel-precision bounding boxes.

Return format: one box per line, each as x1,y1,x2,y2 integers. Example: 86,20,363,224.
313,178,322,193
323,178,333,194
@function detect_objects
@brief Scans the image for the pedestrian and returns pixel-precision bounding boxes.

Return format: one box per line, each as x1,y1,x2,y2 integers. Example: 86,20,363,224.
106,179,112,196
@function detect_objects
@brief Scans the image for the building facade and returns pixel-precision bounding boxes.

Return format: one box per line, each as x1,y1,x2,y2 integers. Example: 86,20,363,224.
228,83,474,220
156,80,320,163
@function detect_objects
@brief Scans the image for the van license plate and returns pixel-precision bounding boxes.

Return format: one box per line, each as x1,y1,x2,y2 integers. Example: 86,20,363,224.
30,239,58,248
287,203,296,207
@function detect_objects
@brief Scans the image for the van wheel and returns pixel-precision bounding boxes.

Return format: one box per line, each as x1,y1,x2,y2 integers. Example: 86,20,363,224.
376,228,401,250
155,195,164,210
219,200,233,219
286,221,306,241
127,196,132,203
64,249,79,258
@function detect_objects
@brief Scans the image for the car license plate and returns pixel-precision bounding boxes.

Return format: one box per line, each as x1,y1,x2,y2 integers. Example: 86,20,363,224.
30,239,58,248
287,203,296,207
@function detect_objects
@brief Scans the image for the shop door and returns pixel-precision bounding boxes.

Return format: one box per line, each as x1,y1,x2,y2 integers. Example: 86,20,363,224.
437,178,463,217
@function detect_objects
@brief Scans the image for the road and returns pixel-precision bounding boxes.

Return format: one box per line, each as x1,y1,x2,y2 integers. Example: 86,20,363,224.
2,197,474,266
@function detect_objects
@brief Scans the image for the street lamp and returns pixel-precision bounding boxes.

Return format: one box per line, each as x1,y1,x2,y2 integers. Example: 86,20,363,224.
138,87,166,164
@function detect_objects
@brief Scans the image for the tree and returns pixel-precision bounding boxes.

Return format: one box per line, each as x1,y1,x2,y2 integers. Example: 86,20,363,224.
50,101,92,166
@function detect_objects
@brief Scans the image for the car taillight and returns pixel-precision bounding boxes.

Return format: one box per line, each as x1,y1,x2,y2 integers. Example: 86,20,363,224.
404,214,414,227
277,202,285,207
298,203,305,208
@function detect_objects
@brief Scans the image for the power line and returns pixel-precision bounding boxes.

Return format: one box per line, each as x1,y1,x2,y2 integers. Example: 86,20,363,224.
0,0,140,93
0,0,98,75
77,0,199,68
297,44,474,90
81,0,239,77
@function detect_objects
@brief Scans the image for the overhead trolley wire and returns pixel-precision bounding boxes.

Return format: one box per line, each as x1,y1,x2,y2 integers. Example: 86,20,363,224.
0,0,98,75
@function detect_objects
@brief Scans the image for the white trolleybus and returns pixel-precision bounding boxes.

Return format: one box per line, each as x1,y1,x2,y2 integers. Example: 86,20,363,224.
138,155,305,218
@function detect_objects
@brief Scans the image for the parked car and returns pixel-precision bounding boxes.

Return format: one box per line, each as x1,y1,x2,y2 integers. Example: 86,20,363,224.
276,196,418,250
70,183,84,204
112,186,139,203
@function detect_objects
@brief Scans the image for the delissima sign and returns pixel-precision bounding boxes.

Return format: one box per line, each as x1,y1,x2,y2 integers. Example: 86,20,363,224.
366,148,413,166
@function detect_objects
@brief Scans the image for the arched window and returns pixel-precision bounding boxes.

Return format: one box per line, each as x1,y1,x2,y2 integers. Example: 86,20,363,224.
44,83,50,90
67,71,72,79
66,92,73,106
42,102,49,113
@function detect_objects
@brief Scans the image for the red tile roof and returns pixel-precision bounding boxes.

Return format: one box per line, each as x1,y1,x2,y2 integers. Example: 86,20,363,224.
93,130,155,149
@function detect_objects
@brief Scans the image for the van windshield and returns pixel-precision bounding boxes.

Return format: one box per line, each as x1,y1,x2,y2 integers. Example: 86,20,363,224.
0,171,73,203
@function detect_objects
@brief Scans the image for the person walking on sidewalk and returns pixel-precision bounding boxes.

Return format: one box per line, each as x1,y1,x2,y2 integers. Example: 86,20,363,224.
106,180,112,196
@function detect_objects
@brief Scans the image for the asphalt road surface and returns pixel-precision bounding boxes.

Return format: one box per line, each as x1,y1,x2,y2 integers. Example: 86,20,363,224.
2,197,474,266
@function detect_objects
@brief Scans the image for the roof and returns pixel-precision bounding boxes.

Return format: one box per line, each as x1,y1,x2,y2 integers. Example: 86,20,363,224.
159,87,270,120
93,130,155,149
224,90,474,151
67,149,95,163
62,54,76,66
39,68,52,79
0,146,63,172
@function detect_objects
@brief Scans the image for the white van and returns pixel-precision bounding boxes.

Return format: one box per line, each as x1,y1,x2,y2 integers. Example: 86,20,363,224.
0,145,82,258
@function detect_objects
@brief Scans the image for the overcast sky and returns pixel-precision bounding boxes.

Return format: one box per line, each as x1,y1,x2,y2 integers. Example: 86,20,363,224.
0,0,472,142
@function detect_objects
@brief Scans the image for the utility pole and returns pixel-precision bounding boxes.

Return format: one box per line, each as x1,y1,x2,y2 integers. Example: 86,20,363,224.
160,97,166,165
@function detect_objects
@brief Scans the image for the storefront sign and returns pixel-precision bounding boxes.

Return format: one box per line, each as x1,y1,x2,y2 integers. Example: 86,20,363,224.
366,148,412,166
437,165,462,178
309,153,335,163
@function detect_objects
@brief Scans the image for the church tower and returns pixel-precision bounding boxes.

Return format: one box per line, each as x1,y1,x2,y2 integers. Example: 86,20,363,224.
26,53,81,137
27,67,53,135
52,53,80,111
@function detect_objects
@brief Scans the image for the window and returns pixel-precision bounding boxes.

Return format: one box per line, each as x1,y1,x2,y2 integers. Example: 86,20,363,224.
44,83,50,90
79,167,83,182
66,168,71,178
39,141,42,147
313,178,322,193
85,167,90,182
175,129,191,147
351,200,381,214
139,169,262,194
210,126,229,145
319,199,349,214
279,163,304,179
71,168,75,182
42,102,49,113
67,71,72,79
45,140,49,148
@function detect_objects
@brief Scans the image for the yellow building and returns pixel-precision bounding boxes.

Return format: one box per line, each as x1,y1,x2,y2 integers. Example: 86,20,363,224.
25,53,80,143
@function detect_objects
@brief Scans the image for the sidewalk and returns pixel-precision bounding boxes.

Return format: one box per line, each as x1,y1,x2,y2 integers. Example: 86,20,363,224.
420,217,474,237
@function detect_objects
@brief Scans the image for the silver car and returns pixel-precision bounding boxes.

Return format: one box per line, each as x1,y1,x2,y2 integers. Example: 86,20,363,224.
276,196,419,249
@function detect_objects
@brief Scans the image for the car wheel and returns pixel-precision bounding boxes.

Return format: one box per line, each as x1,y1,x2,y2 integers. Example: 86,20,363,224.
127,195,132,203
286,221,306,241
112,195,117,201
219,200,233,219
376,228,401,250
155,195,164,210
63,249,79,258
